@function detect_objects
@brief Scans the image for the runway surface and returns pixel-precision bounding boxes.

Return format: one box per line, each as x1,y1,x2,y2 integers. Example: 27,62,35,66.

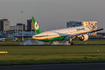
0,63,105,70
0,44,105,46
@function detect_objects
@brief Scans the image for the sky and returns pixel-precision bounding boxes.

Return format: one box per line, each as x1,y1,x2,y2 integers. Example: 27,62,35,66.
0,0,105,32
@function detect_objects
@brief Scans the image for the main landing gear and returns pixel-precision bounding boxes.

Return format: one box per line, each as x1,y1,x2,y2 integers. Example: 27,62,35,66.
68,39,73,45
50,41,53,45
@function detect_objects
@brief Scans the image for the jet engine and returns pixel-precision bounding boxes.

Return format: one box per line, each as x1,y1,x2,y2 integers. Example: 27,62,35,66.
79,34,89,41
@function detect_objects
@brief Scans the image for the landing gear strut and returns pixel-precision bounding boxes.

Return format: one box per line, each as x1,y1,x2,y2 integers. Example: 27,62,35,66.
68,41,73,45
68,39,73,45
50,41,53,45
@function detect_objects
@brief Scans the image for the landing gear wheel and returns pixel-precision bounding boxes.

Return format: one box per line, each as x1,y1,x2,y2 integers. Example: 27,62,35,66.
68,41,73,45
70,42,73,45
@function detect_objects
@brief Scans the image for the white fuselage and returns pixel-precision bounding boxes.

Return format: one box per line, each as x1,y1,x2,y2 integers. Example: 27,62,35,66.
32,26,90,41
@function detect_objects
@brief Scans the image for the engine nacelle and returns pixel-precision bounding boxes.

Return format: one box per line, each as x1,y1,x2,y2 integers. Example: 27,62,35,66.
79,34,89,41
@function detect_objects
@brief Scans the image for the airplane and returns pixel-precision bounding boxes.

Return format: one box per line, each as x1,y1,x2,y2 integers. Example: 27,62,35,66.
17,32,35,35
0,32,33,38
0,32,33,42
0,38,5,42
32,16,103,45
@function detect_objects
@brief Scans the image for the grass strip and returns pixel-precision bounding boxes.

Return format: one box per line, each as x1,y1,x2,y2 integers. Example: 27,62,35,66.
0,45,105,65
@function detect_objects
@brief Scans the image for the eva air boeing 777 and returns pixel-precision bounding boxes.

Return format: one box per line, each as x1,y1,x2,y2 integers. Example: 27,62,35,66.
32,16,103,45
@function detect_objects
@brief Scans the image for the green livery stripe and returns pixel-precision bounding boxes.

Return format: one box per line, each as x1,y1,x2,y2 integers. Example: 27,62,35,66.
35,28,42,34
40,36,66,42
32,16,42,34
32,17,36,25
32,17,36,34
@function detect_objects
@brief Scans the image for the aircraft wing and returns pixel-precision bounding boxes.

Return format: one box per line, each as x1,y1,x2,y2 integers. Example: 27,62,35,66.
64,28,103,40
90,28,104,33
16,32,35,35
64,35,73,40
75,28,103,36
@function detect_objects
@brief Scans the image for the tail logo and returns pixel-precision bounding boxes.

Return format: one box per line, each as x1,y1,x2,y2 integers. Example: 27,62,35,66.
35,21,39,30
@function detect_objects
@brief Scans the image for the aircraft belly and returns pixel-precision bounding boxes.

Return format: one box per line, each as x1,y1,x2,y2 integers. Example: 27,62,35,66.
40,36,66,42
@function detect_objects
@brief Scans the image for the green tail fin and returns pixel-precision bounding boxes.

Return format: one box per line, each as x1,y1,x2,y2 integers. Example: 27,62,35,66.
32,16,42,34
